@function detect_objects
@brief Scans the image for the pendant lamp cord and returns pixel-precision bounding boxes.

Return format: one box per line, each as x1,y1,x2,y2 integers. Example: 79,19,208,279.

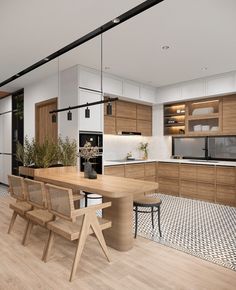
101,33,103,100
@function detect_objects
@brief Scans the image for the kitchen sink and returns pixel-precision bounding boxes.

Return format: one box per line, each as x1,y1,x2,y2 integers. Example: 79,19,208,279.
187,159,219,163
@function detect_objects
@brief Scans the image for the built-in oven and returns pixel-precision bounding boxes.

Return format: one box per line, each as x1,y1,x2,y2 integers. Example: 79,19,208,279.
79,131,103,174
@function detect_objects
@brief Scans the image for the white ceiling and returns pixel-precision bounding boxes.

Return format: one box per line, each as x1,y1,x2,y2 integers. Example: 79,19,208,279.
1,0,236,92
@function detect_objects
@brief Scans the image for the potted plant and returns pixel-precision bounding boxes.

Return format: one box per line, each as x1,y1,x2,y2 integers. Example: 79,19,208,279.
16,136,78,177
138,142,149,160
78,141,99,178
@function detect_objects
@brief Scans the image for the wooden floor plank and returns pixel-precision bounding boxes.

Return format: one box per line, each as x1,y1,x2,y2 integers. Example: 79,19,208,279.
0,195,235,290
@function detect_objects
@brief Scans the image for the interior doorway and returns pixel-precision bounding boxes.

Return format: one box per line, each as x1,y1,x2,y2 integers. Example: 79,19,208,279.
35,98,58,144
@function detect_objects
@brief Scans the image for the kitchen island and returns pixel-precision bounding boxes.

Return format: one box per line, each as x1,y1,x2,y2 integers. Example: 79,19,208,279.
34,166,159,252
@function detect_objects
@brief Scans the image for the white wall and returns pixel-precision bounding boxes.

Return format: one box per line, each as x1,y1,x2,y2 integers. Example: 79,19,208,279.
24,74,58,139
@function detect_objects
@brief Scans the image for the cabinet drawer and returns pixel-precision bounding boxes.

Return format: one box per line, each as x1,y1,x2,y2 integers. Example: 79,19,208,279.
158,163,179,179
197,183,215,202
137,104,152,121
116,101,136,119
180,180,197,198
145,162,156,177
180,164,197,181
216,167,236,186
125,163,145,179
137,120,152,136
216,185,236,206
197,165,215,184
116,117,136,134
104,116,116,135
158,177,179,196
104,165,125,177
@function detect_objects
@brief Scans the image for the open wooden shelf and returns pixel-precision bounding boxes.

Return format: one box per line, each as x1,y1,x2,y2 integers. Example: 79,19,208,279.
164,103,186,136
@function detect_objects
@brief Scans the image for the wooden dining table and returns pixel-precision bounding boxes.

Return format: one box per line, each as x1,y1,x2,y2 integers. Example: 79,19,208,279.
34,166,159,252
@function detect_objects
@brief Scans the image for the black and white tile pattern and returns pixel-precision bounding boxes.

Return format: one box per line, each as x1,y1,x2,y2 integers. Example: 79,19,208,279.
134,194,236,271
0,185,9,197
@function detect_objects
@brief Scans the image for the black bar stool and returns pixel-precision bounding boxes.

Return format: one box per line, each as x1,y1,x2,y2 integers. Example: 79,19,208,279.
133,196,162,238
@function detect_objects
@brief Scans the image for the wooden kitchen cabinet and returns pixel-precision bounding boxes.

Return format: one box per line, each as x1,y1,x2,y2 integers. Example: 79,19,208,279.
104,116,116,134
222,95,236,135
116,117,136,133
216,167,236,186
197,183,215,202
104,165,125,177
158,177,179,196
158,162,179,179
116,100,137,119
197,165,215,184
180,164,197,181
137,120,152,136
216,185,236,206
137,104,152,121
125,163,145,179
145,162,156,177
180,180,197,199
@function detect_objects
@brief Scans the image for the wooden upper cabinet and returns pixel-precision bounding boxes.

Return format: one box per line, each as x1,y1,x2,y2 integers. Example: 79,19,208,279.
222,95,236,134
104,116,116,135
137,104,152,121
116,100,136,119
116,118,136,133
137,120,152,136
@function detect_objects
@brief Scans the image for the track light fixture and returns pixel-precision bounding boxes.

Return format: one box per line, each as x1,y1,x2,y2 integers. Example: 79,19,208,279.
107,100,112,115
67,110,72,121
52,114,57,123
85,104,90,118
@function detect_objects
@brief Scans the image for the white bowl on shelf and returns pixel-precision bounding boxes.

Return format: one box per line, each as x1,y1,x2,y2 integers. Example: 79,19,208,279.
193,125,202,131
202,125,210,131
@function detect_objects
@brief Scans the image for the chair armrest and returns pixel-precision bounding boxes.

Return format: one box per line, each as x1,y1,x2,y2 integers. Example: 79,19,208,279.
72,202,112,218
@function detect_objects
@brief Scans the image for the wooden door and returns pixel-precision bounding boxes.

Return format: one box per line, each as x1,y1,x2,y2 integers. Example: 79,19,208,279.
222,95,236,134
35,98,58,144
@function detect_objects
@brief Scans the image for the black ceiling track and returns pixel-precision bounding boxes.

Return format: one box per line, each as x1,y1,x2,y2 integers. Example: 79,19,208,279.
0,0,164,88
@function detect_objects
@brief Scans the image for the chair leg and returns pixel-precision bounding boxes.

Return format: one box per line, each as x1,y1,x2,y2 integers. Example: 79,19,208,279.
70,215,90,282
134,206,138,238
8,211,17,234
151,207,154,229
90,212,111,262
22,220,33,246
43,230,55,262
157,206,162,237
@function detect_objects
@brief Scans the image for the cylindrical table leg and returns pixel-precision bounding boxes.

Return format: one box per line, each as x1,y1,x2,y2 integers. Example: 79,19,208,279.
103,195,133,252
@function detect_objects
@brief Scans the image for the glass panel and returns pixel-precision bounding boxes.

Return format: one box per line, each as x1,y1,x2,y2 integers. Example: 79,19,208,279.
208,137,236,160
173,137,206,158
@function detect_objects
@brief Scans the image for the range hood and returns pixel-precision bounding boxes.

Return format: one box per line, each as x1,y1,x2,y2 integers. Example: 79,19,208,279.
118,131,142,136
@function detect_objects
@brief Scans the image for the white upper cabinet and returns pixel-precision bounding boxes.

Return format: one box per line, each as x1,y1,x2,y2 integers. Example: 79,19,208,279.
140,85,156,103
181,79,205,99
79,67,101,92
78,90,103,132
0,96,12,114
123,80,140,99
103,74,123,96
206,73,235,95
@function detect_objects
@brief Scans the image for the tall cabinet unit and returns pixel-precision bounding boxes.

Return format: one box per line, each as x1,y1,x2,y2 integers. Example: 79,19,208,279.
0,96,12,185
12,90,24,175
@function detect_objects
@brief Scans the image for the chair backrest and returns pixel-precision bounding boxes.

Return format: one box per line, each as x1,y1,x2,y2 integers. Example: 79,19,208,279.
8,175,26,201
45,184,75,221
24,179,46,209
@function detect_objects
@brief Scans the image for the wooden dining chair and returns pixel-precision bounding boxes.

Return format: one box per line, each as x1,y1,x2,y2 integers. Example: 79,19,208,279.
7,175,32,234
43,183,112,282
22,179,54,246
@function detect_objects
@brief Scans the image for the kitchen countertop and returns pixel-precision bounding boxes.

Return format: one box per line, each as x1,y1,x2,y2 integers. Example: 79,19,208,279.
104,159,236,167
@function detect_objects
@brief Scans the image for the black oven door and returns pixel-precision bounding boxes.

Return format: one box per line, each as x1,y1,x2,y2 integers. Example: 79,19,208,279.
80,155,103,174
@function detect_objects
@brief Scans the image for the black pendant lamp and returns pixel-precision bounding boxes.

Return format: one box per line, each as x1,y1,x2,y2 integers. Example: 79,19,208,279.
85,103,90,118
52,113,57,123
67,110,72,121
107,100,112,115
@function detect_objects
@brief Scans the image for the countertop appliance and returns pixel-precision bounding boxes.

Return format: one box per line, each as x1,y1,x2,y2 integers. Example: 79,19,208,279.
79,131,103,174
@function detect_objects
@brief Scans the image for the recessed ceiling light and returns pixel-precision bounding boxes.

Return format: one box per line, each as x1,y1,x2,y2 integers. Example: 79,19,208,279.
161,45,170,50
112,18,120,24
201,67,208,71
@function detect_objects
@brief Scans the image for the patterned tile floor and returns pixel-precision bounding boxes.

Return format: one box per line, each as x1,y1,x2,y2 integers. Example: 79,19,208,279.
135,193,236,271
1,185,235,271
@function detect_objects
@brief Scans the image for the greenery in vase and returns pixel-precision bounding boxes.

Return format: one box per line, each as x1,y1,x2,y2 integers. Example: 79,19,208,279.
138,142,149,159
78,141,99,162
